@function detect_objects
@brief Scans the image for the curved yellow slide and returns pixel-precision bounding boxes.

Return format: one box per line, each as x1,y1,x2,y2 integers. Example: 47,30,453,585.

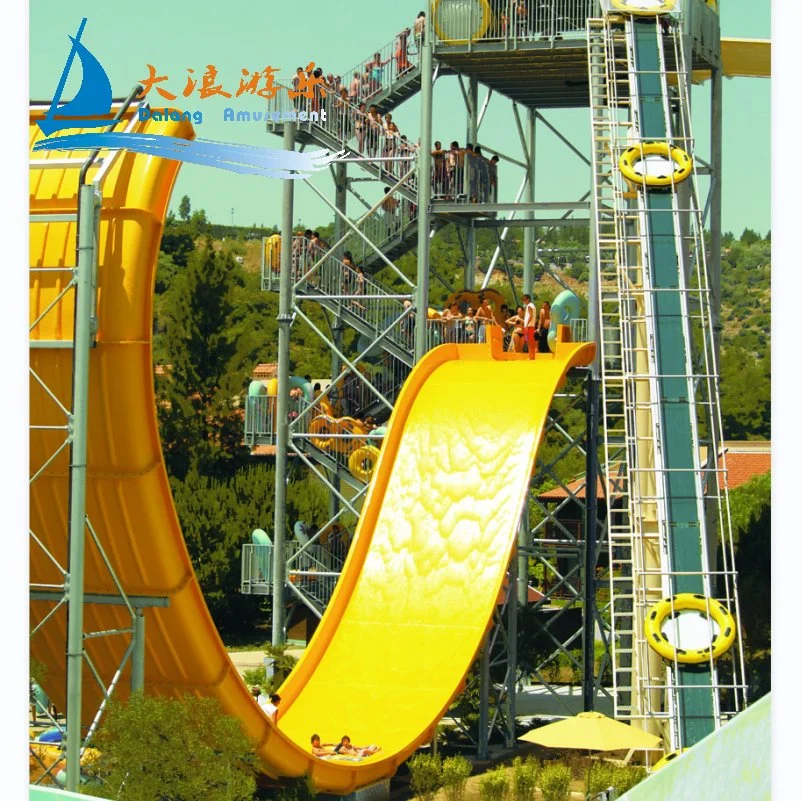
29,110,595,793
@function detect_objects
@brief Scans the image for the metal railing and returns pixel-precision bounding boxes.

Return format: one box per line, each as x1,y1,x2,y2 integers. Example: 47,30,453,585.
265,89,501,206
431,0,598,46
339,28,423,107
263,236,414,351
241,534,355,609
342,197,419,264
433,147,499,203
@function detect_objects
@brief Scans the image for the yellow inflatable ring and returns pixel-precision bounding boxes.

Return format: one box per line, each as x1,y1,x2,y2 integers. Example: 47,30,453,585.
309,415,340,451
645,593,736,665
653,748,689,771
349,445,381,482
335,417,367,455
618,141,692,188
609,0,677,14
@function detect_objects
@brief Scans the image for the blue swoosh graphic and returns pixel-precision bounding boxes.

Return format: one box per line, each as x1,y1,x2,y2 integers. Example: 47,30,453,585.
32,132,346,178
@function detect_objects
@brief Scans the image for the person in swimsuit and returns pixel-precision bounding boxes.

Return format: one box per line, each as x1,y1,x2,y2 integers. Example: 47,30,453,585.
311,734,337,758
505,305,526,352
336,735,381,757
538,300,551,353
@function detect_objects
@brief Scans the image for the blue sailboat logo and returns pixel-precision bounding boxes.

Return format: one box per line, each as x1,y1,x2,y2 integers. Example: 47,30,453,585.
38,18,115,137
34,18,345,179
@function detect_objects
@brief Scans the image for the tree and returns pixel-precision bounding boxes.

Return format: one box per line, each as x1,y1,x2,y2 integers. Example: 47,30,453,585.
84,692,259,801
739,227,761,246
178,194,191,222
157,240,248,479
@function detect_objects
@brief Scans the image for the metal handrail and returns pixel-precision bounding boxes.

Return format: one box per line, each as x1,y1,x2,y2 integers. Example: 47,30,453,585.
430,0,598,47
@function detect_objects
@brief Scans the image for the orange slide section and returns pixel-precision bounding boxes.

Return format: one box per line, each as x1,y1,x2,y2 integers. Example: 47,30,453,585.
29,111,594,793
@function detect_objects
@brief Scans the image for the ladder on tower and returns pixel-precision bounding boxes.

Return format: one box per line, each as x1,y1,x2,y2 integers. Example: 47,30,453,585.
588,12,748,749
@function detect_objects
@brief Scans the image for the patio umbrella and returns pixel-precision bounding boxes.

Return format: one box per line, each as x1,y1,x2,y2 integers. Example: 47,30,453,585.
518,711,661,752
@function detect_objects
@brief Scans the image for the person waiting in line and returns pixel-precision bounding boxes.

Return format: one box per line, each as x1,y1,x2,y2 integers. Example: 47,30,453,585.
367,105,383,158
474,145,489,201
475,295,494,342
336,735,382,758
396,27,412,75
354,102,368,153
431,140,447,197
463,305,477,342
445,141,459,199
523,293,538,358
311,734,337,758
505,305,526,352
261,693,281,723
348,71,361,104
464,142,475,201
341,251,356,296
538,299,551,353
370,52,390,96
441,301,462,343
413,11,426,53
382,187,400,237
488,154,499,202
335,87,351,142
353,266,366,312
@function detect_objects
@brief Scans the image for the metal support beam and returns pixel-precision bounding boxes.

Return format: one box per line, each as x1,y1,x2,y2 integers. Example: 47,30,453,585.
710,66,723,364
31,591,169,607
465,77,479,288
583,375,600,711
506,550,518,748
64,182,97,793
522,108,536,297
131,608,145,692
333,160,347,259
414,21,433,363
478,638,490,759
272,121,296,646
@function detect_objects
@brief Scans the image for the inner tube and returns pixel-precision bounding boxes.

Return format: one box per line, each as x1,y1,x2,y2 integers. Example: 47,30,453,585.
653,748,689,771
618,141,692,188
309,415,340,451
645,593,736,665
348,445,381,482
335,418,367,455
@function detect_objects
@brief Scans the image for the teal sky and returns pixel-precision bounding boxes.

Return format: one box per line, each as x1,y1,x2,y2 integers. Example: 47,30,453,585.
29,1,770,235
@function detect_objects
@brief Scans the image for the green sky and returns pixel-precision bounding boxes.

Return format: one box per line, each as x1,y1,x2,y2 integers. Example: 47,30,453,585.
29,0,770,235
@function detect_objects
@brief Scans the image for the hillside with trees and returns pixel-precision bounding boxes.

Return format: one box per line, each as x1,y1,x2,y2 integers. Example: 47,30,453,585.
153,198,770,639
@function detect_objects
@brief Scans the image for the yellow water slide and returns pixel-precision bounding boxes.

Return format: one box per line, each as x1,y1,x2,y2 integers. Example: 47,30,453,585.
29,111,594,793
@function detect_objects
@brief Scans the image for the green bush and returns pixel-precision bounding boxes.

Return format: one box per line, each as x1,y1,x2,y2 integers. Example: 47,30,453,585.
587,762,616,796
442,755,472,801
83,692,259,801
478,767,509,801
511,756,539,801
538,763,572,801
408,753,443,801
612,765,646,793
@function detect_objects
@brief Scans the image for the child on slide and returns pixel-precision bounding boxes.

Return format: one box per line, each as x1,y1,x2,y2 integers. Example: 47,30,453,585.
335,735,381,757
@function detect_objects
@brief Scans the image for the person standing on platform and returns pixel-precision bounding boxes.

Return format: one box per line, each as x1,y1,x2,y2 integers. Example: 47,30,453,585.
523,293,538,358
538,300,551,352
